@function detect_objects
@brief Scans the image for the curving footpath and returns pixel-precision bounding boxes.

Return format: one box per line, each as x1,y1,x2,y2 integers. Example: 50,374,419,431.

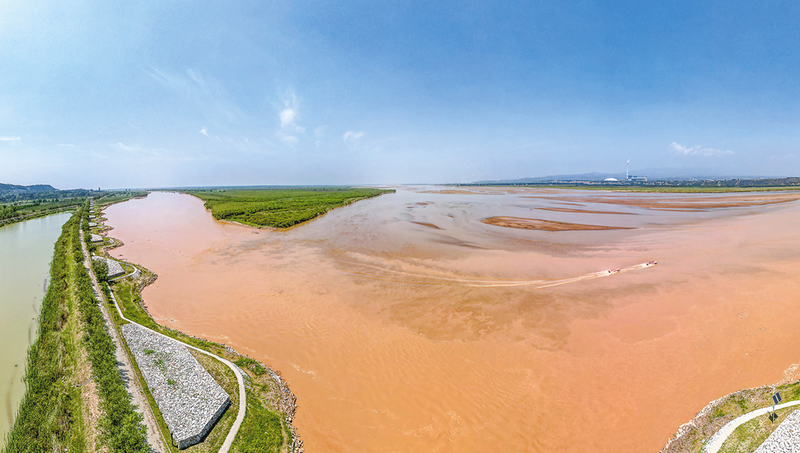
107,290,247,452
705,401,800,453
109,260,140,282
82,227,246,453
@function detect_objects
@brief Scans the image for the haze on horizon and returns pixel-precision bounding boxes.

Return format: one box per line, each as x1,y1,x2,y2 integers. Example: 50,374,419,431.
1,1,799,189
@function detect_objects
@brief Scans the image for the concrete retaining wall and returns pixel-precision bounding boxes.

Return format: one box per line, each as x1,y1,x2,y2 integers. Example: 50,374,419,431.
121,324,231,449
92,256,125,278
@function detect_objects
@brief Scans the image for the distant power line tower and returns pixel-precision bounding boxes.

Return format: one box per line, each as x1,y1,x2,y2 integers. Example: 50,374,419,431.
626,160,630,180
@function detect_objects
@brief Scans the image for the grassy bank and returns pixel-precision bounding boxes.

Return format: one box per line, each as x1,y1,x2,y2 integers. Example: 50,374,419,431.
0,202,81,227
662,381,800,453
76,202,149,452
2,203,148,453
718,406,796,453
92,191,149,207
109,279,296,452
0,190,147,228
186,186,394,228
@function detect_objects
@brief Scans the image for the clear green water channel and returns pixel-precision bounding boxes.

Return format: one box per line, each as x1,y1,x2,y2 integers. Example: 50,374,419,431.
0,212,71,442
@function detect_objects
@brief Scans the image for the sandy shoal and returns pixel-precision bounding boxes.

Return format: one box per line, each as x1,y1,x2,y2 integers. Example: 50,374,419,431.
482,216,633,231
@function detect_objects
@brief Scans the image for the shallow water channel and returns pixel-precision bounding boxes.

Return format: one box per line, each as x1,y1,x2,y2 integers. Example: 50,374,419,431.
0,212,71,441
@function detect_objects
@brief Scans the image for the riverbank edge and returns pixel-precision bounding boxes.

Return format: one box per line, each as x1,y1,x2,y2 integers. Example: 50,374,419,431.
661,376,800,453
2,202,150,453
0,205,80,228
97,201,304,452
183,187,395,229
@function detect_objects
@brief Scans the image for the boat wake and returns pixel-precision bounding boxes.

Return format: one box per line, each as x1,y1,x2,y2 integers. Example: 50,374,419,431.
342,258,657,288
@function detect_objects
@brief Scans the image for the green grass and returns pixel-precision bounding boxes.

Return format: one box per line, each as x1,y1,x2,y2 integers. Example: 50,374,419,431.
70,203,149,452
234,358,266,376
186,187,394,228
663,381,800,453
184,351,240,453
112,282,223,353
109,279,291,452
230,397,286,453
2,213,85,453
3,202,149,453
92,191,149,207
718,407,797,453
0,189,146,228
0,200,80,227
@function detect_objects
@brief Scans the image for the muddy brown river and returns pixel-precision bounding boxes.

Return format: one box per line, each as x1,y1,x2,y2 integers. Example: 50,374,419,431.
104,188,800,452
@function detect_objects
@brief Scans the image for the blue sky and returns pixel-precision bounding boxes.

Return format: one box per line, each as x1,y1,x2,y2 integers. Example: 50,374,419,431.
1,1,799,188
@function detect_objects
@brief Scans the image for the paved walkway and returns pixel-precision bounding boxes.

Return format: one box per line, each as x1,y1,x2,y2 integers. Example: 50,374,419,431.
754,409,800,452
79,228,168,452
107,290,247,453
705,401,800,453
82,226,247,452
109,259,140,282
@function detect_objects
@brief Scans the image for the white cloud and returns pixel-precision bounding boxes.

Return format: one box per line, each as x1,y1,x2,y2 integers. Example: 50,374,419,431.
275,130,298,145
670,142,734,157
342,130,365,144
145,67,244,122
280,108,297,129
200,127,210,137
0,136,21,141
58,143,75,147
279,90,305,133
110,142,167,158
313,126,326,147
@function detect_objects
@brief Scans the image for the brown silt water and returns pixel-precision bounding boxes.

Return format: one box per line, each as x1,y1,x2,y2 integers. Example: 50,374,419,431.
104,189,800,452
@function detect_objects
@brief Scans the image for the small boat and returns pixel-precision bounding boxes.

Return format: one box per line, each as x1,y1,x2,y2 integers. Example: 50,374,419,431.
646,260,657,266
609,268,620,274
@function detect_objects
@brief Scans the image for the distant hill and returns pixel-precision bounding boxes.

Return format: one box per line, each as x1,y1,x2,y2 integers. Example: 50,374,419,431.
473,172,624,184
0,183,58,196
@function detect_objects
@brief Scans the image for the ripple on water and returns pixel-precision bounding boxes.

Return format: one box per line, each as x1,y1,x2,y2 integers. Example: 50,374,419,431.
104,190,800,452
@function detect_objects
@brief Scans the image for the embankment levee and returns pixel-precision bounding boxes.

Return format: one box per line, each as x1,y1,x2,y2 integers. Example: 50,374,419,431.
0,205,80,227
661,376,800,453
2,201,149,453
122,323,231,449
95,198,304,452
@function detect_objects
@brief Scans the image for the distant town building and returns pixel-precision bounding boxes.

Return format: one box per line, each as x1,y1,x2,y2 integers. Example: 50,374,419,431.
625,160,647,182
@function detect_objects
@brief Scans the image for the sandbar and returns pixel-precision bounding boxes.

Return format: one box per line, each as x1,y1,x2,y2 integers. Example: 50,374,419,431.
482,216,633,231
538,207,636,215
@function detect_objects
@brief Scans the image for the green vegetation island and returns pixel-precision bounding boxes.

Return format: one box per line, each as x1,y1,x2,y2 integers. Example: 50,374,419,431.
185,186,394,228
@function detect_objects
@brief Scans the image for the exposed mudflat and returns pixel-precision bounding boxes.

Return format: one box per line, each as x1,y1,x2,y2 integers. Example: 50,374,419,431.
524,192,800,211
482,216,633,231
538,207,636,215
104,187,800,453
